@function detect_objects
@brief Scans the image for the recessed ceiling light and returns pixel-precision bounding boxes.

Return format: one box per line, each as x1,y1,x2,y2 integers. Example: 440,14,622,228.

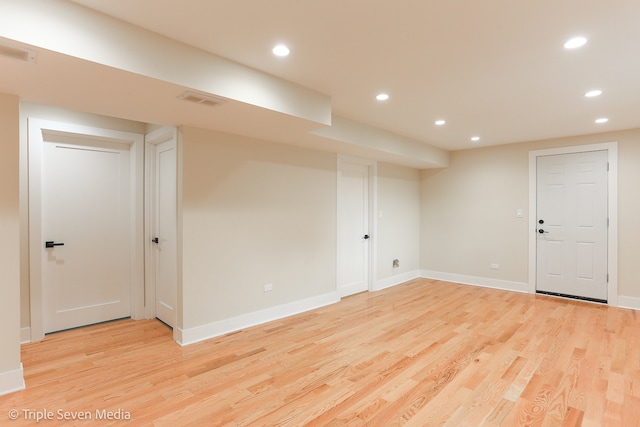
435,120,446,126
470,136,480,142
595,118,608,124
272,44,290,57
585,90,602,98
376,93,389,101
564,37,587,49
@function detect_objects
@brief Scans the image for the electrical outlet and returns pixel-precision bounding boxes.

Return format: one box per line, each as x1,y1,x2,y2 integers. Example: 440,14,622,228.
392,259,400,268
263,283,273,292
490,263,499,270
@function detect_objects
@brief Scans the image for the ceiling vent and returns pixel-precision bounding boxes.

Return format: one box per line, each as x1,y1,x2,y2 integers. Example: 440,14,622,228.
0,42,37,63
177,91,227,108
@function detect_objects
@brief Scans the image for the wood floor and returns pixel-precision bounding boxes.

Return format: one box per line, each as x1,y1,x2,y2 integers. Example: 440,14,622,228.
2,279,640,426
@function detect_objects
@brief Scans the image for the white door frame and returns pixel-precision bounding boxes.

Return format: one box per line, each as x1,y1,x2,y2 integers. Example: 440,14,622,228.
528,142,618,306
144,126,179,339
336,155,377,296
28,118,145,341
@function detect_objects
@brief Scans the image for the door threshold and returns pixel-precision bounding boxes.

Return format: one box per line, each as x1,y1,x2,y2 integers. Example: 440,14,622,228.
155,317,173,330
45,317,132,335
536,290,607,305
341,290,369,299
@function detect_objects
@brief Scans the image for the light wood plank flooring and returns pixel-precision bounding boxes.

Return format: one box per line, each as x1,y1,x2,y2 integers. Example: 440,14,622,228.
2,279,640,426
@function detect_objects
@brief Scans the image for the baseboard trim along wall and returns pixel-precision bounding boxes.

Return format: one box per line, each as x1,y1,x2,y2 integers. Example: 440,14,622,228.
176,291,340,346
420,271,640,311
20,274,637,350
175,271,529,346
617,296,640,311
420,270,529,294
0,363,25,397
373,270,420,292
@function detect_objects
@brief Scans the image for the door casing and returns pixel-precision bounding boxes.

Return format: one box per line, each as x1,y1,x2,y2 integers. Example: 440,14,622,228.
528,142,618,306
144,126,179,340
28,118,145,341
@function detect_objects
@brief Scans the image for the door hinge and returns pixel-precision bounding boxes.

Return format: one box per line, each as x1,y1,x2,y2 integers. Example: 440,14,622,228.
607,162,610,171
607,273,609,283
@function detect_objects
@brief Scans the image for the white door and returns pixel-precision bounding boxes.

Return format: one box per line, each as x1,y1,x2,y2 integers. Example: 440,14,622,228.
337,160,372,297
150,135,178,328
39,130,133,333
536,150,608,301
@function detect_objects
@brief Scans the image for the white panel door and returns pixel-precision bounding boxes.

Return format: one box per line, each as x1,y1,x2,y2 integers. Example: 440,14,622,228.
337,162,371,297
152,138,178,328
41,133,132,333
536,150,608,301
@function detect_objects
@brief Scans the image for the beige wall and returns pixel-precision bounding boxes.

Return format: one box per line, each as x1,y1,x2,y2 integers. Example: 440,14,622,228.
180,127,337,329
0,93,21,380
377,163,421,280
16,104,425,341
420,129,640,298
11,99,640,358
616,131,640,298
420,142,529,282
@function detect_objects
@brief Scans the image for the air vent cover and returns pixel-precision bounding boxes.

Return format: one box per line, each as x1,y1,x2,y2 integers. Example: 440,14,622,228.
0,43,37,63
177,91,227,108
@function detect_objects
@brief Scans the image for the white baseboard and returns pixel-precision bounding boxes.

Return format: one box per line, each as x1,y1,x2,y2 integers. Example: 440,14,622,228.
0,363,25,396
20,327,31,344
617,296,640,311
421,271,640,310
175,271,532,346
374,270,420,291
420,270,529,294
176,291,340,346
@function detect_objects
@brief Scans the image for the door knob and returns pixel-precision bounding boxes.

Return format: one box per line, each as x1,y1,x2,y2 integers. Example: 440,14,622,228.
45,241,64,248
363,234,370,240
538,229,549,234
152,237,159,244
538,219,544,224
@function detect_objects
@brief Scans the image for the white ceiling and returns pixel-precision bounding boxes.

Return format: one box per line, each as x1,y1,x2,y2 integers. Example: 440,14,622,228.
70,0,640,151
2,0,639,164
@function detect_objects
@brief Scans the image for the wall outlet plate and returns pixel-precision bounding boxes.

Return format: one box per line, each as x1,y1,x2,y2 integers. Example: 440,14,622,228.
263,283,273,292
